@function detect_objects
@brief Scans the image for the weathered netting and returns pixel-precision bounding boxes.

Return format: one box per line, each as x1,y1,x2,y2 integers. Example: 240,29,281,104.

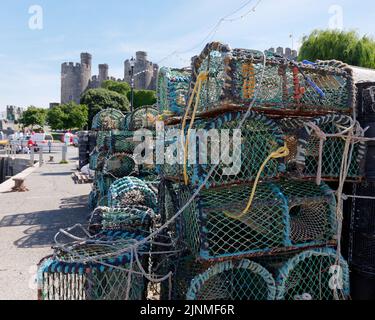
96,131,112,151
38,231,148,300
282,114,366,179
191,111,285,188
274,248,350,300
96,174,116,203
103,153,135,179
89,206,155,234
89,151,108,171
92,108,125,131
110,131,136,153
187,42,355,116
186,259,276,300
177,179,337,260
160,111,285,187
108,177,157,211
122,106,159,131
158,67,191,116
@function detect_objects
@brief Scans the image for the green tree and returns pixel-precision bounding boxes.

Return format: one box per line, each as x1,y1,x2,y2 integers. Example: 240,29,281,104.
127,90,157,109
46,106,66,130
298,30,375,69
102,80,131,96
80,88,130,128
19,106,47,130
47,103,88,130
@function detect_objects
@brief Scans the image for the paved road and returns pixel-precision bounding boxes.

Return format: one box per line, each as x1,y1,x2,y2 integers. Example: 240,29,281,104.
0,147,91,300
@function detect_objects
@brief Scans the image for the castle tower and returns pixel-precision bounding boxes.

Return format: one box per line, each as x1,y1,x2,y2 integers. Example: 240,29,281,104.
80,53,92,95
98,64,109,83
61,62,82,104
124,51,158,90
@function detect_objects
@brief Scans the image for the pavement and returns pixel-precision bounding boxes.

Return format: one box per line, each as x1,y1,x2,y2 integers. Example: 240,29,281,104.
0,147,91,300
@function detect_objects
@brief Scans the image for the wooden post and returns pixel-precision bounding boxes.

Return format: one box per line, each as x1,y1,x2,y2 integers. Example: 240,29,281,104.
30,147,35,166
62,145,67,162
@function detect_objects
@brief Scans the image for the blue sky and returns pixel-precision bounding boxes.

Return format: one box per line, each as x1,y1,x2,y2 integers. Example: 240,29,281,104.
0,0,374,112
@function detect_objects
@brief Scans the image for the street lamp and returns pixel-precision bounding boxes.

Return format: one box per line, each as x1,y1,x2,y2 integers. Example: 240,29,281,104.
129,56,135,112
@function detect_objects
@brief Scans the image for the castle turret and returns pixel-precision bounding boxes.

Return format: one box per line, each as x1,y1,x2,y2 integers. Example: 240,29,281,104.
80,53,92,95
124,51,158,90
61,62,82,104
98,64,109,83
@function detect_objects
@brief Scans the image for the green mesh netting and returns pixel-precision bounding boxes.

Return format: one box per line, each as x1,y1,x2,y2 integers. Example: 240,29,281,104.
157,67,191,116
187,42,355,115
89,151,108,171
274,248,350,300
89,206,155,234
282,114,366,179
37,231,148,300
103,153,135,179
96,131,112,151
110,131,136,153
177,179,337,260
92,109,125,131
160,110,285,188
186,259,276,300
108,177,157,211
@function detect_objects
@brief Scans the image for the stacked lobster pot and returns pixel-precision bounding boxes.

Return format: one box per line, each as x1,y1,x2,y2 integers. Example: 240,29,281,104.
157,42,361,300
37,107,161,300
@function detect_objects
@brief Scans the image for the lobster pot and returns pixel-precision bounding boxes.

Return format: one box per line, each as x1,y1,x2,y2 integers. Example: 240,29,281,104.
89,206,155,234
122,106,159,131
92,108,125,131
110,131,136,153
89,151,108,172
282,114,366,180
38,232,147,301
356,82,375,119
97,174,116,204
274,248,350,300
179,180,336,260
108,177,157,210
157,67,191,116
186,259,276,300
103,153,135,179
183,111,285,189
96,131,112,151
189,42,355,116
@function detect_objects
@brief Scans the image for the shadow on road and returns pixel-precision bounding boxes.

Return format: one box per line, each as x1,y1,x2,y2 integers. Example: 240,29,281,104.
0,195,89,248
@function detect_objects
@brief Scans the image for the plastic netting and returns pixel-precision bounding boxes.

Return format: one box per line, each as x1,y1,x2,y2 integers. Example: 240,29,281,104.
177,179,337,260
103,153,135,179
282,114,366,179
158,67,192,116
96,131,112,151
160,111,285,187
188,42,355,116
274,248,350,300
186,259,276,300
92,108,125,131
108,177,158,211
122,106,159,131
37,231,148,300
89,206,156,234
89,151,108,171
110,131,136,153
96,174,116,202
